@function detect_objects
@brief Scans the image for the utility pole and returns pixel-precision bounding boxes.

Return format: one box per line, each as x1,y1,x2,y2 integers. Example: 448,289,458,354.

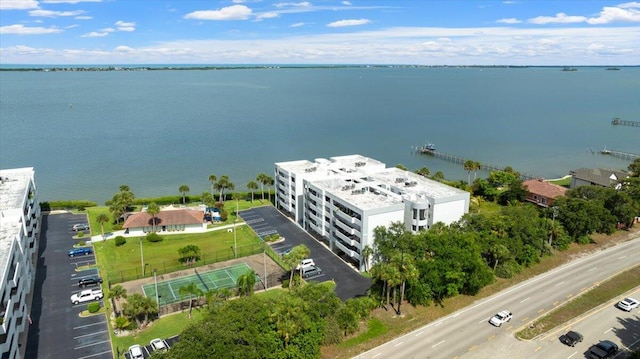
549,206,559,246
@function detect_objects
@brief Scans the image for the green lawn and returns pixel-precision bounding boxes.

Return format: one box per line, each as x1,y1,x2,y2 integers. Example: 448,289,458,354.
112,310,204,357
96,225,264,283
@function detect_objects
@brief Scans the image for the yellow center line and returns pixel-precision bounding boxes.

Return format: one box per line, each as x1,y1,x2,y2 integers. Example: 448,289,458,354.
534,346,542,352
538,308,545,313
468,345,477,352
553,300,560,306
521,317,530,322
488,335,496,340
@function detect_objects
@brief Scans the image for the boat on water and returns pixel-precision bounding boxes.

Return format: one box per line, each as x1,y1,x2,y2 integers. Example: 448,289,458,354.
418,143,436,153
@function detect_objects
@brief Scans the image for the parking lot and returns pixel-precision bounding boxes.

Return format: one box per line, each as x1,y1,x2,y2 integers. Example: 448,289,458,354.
25,212,113,359
239,206,371,300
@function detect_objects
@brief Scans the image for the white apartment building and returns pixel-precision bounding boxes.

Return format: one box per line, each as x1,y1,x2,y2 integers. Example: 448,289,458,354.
0,168,40,359
275,155,469,271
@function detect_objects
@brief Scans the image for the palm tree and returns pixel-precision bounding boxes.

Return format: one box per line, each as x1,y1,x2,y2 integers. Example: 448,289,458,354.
208,174,217,198
361,245,374,272
432,171,445,182
179,184,190,204
179,282,203,318
472,161,482,181
109,285,128,315
266,175,274,203
236,269,257,296
96,213,110,239
214,175,234,202
256,173,269,201
247,180,259,202
464,160,475,186
147,202,160,233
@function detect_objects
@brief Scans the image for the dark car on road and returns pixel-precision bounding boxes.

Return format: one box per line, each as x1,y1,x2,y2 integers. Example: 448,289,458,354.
78,276,103,287
560,330,583,347
68,247,93,257
301,266,322,278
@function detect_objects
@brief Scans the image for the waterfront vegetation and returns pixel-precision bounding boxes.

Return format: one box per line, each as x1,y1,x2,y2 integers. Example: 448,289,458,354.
65,159,640,358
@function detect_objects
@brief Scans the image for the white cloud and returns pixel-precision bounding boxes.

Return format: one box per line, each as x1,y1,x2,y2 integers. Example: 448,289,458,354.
256,12,279,20
42,0,102,3
274,2,312,8
528,12,587,24
0,0,39,10
342,1,352,5
29,9,85,17
497,18,521,24
617,2,640,9
290,22,305,27
327,19,371,27
586,6,640,24
184,5,252,20
115,21,135,32
503,1,517,4
0,24,62,34
75,15,92,20
81,28,113,37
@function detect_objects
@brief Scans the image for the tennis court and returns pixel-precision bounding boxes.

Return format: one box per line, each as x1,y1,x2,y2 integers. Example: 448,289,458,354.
142,263,252,306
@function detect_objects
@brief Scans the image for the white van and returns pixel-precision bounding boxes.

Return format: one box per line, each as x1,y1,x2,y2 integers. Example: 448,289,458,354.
295,258,315,270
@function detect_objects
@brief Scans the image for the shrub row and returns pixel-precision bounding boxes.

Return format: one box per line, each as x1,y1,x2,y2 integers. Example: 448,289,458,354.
40,200,97,211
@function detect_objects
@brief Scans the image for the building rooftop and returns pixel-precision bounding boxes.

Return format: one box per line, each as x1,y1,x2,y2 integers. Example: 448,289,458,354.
0,167,35,286
310,166,468,211
523,179,567,198
276,154,387,182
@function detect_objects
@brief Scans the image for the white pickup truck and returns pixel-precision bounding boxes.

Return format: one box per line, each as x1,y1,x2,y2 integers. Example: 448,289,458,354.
70,289,103,305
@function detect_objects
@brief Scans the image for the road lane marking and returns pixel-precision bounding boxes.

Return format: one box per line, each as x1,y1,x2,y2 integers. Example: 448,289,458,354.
488,335,496,340
521,317,529,322
505,325,513,330
535,346,542,352
555,281,565,287
604,327,613,334
432,340,445,348
479,318,489,324
372,353,382,358
568,351,577,358
618,255,626,259
414,331,424,336
538,308,545,313
553,300,560,306
520,297,530,303
394,341,404,347
435,321,443,326
468,345,477,351
452,313,460,317
588,267,597,272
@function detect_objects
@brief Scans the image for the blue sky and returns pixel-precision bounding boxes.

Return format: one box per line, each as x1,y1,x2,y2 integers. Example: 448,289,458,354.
1,0,639,65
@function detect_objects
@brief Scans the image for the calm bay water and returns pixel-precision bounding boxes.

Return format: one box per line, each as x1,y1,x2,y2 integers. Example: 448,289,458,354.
1,67,638,203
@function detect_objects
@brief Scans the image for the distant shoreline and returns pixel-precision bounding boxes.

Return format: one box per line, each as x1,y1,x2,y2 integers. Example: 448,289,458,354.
1,64,638,72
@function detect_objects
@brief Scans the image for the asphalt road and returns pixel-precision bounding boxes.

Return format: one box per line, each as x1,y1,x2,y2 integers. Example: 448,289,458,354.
355,236,640,359
25,213,112,359
239,206,372,300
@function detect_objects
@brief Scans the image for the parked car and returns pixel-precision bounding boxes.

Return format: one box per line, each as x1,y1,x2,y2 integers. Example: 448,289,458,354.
78,276,102,287
295,258,315,270
489,310,512,327
588,340,618,359
72,223,90,231
560,330,583,347
301,266,322,278
68,247,93,257
128,344,145,359
70,289,103,305
617,297,639,311
150,338,169,352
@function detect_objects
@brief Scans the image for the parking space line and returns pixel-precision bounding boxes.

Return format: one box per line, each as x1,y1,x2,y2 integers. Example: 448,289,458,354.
75,340,111,349
77,350,113,359
74,330,108,339
74,321,106,329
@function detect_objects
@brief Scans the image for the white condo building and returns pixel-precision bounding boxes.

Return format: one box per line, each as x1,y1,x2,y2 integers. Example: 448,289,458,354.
275,155,469,271
0,168,40,359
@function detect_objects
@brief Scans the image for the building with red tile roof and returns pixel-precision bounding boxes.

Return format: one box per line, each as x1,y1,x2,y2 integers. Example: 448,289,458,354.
123,206,205,236
523,179,567,208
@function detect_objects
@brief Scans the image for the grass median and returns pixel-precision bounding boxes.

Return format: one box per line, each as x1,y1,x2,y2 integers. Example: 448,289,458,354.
516,264,640,340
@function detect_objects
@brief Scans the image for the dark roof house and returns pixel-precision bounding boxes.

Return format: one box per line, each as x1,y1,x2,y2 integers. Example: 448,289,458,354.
570,168,628,190
523,179,567,207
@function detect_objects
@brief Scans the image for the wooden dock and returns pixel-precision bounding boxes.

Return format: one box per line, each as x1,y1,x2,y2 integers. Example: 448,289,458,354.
600,148,639,160
415,147,536,180
611,117,640,127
